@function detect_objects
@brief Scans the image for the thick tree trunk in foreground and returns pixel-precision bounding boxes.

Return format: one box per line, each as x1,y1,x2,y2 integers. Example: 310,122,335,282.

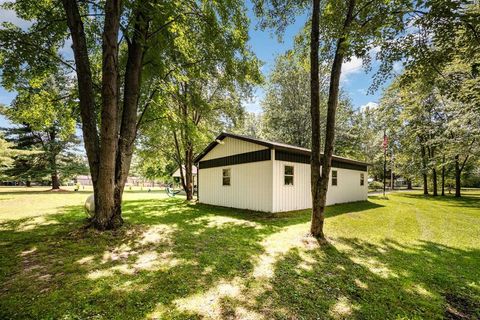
310,0,356,240
113,8,149,224
432,168,438,196
62,0,148,230
407,179,412,190
62,0,100,222
309,0,323,238
62,0,100,185
94,0,122,230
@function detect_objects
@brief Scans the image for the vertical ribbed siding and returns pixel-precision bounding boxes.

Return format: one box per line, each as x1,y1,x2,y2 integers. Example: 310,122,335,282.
272,161,311,212
203,137,267,161
272,160,368,212
198,160,273,212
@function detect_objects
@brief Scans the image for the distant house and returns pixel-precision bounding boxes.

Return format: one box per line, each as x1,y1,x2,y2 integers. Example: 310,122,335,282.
172,166,197,187
194,133,368,212
75,175,92,186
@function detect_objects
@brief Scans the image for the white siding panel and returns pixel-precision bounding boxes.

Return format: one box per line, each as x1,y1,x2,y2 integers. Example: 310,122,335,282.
272,160,368,212
198,160,273,212
326,167,368,206
272,161,311,212
203,137,267,160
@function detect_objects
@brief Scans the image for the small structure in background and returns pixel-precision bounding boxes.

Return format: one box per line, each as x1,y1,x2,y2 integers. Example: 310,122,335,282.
171,166,198,188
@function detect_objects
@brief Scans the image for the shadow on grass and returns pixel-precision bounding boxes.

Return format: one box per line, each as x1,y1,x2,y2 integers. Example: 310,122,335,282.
400,192,480,209
0,197,478,319
251,238,480,319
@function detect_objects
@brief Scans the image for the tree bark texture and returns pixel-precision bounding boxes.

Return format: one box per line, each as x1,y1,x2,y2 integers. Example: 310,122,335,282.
62,0,149,230
185,145,194,200
310,0,356,239
455,155,461,197
420,144,428,195
309,0,323,239
94,0,122,230
441,155,445,196
62,0,100,191
113,7,149,224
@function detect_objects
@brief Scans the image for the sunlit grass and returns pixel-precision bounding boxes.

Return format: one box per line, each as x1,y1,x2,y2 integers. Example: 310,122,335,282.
0,188,479,319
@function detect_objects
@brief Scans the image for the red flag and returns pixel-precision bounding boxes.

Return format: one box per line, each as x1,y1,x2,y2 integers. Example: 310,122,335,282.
383,134,388,150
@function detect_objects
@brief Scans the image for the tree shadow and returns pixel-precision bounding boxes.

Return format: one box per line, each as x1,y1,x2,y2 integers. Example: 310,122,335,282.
247,238,480,319
1,198,292,318
400,192,480,209
0,195,476,319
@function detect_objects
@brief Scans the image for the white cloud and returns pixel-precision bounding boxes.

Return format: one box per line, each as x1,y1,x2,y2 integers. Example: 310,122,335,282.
392,61,403,74
340,56,363,82
357,88,367,95
359,101,378,112
340,46,385,83
0,5,32,30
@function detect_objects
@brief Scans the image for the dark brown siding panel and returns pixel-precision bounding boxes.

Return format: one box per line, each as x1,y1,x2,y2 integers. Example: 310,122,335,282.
276,150,367,171
332,160,367,171
199,149,271,169
276,150,310,164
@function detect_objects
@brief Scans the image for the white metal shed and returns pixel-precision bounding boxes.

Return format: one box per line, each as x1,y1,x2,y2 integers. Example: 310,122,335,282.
194,133,368,212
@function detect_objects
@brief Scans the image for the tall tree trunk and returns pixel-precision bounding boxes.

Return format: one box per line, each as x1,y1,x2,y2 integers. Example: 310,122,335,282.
185,145,194,201
93,0,122,230
432,168,438,196
113,7,149,225
64,0,147,230
172,130,188,194
309,0,322,238
390,150,394,190
407,179,412,190
455,154,461,197
48,128,60,190
62,0,100,222
50,153,60,190
423,172,428,195
51,173,60,189
421,144,428,195
441,154,445,196
311,0,356,239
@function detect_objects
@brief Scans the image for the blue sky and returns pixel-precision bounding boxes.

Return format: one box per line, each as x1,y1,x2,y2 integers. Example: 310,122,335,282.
0,2,389,128
244,1,388,114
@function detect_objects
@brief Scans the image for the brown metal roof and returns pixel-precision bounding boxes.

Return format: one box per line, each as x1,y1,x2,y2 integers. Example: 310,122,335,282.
194,132,369,167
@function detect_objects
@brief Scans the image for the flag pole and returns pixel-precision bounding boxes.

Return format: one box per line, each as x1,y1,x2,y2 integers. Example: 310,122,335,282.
383,129,387,197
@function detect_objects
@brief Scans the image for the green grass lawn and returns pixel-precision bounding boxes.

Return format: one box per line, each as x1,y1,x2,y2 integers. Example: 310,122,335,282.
1,187,479,319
